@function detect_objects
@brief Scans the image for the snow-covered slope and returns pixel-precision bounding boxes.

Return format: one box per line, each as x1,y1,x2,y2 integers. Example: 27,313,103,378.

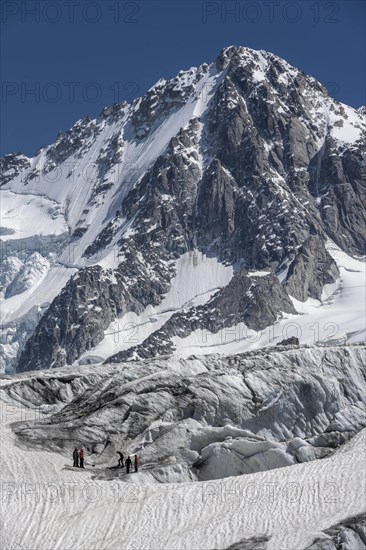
1,345,365,549
168,243,366,357
78,251,234,364
1,46,365,372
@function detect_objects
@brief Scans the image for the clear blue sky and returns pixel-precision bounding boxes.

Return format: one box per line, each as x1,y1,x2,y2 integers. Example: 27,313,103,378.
1,0,365,156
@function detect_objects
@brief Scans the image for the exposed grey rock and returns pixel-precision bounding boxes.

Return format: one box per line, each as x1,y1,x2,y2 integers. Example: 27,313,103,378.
276,336,300,346
308,137,366,255
305,514,366,550
0,153,30,186
17,246,176,371
43,117,102,172
218,536,269,550
1,45,365,371
107,270,297,362
285,236,339,301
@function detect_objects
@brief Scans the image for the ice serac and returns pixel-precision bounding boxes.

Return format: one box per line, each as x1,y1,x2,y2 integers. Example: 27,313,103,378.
1,45,365,372
6,345,366,484
5,252,50,298
304,514,366,550
2,347,366,550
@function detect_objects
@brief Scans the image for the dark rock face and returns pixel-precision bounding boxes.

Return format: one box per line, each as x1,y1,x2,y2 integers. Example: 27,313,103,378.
219,537,269,550
118,118,202,259
285,236,339,302
129,65,209,139
276,336,300,346
308,138,366,256
18,266,114,371
0,153,30,186
43,118,103,173
17,247,175,371
107,270,296,362
304,514,366,550
2,46,365,371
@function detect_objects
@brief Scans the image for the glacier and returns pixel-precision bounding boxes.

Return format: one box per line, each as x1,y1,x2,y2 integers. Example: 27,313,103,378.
1,345,365,549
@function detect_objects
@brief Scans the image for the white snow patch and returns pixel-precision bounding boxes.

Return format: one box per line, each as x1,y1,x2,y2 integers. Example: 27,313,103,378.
1,265,76,324
0,190,68,240
248,270,272,277
329,103,363,144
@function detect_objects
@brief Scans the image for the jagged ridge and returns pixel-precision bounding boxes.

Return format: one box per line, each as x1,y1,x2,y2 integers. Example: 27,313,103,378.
0,46,365,372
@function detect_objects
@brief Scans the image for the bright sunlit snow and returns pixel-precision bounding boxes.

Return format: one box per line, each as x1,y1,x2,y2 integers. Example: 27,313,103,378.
0,190,68,240
171,244,366,356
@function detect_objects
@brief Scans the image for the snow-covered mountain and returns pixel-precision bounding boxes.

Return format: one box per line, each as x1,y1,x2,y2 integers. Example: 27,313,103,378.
1,46,365,373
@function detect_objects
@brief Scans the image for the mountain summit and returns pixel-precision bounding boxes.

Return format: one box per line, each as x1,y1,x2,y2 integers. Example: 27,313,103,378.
1,46,365,372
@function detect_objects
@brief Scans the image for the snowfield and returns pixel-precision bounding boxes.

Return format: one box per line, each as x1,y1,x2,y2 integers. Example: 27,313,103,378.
0,190,68,241
78,242,365,366
1,345,365,549
170,243,366,357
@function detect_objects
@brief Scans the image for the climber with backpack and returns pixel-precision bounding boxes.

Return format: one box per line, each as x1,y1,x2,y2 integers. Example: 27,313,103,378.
79,448,84,468
117,451,124,468
73,447,79,467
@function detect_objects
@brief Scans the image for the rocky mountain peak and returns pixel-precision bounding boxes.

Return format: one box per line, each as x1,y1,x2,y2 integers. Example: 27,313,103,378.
1,46,365,372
